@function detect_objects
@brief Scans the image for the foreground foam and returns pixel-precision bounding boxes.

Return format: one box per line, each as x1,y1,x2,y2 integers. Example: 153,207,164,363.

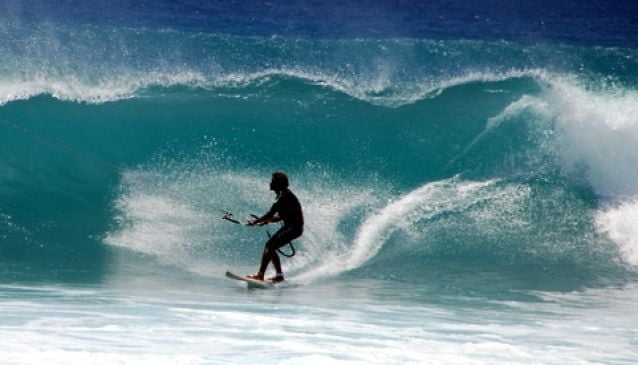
2,283,636,365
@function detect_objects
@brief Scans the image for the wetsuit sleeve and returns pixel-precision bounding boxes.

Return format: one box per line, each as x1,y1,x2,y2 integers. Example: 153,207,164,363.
259,201,279,221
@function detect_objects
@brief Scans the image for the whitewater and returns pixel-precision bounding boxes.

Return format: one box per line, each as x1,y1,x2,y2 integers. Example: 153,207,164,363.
1,1,638,364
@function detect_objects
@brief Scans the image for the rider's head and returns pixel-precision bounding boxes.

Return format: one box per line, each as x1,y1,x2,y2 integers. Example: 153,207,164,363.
270,172,289,193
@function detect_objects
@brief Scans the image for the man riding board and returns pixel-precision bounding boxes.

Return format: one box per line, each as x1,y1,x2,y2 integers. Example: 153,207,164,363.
247,172,303,283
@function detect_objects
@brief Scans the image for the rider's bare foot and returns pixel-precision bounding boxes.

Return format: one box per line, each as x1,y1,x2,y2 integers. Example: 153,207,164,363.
246,274,264,281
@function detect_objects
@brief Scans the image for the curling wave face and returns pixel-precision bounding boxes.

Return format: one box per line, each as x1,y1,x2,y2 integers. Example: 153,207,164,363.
0,23,637,288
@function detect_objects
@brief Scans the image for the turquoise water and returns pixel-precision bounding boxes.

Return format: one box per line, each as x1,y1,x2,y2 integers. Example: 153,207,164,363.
1,3,638,364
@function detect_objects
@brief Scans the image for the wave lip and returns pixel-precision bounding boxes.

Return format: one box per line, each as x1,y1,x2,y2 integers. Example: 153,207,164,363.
0,71,208,106
1,67,550,108
3,20,636,108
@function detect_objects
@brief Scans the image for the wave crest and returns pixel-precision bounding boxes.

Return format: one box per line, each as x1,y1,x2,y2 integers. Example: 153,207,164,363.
0,67,550,107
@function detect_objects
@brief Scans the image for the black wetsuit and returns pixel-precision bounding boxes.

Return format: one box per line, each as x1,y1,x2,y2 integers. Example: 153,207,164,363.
261,188,304,250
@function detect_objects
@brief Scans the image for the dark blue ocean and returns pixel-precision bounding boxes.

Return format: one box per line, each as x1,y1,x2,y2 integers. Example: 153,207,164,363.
1,1,637,363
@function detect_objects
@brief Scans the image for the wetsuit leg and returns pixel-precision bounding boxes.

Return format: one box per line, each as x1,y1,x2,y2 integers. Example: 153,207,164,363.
258,226,302,276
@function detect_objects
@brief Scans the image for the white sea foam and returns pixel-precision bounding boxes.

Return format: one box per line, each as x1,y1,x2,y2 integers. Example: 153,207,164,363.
544,81,638,199
2,283,636,365
290,184,380,282
105,192,208,256
104,168,266,277
595,198,638,266
297,178,531,278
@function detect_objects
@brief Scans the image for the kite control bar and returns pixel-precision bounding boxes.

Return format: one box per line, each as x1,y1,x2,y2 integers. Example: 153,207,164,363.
220,210,243,225
220,210,263,225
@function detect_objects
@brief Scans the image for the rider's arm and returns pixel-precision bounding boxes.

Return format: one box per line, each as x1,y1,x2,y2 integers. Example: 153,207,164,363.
248,203,279,226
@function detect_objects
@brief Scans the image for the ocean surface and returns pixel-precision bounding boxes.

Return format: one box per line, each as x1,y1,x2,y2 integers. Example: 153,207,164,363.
1,1,637,364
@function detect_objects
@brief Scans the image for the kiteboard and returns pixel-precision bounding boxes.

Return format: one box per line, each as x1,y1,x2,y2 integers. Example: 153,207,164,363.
225,271,276,289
